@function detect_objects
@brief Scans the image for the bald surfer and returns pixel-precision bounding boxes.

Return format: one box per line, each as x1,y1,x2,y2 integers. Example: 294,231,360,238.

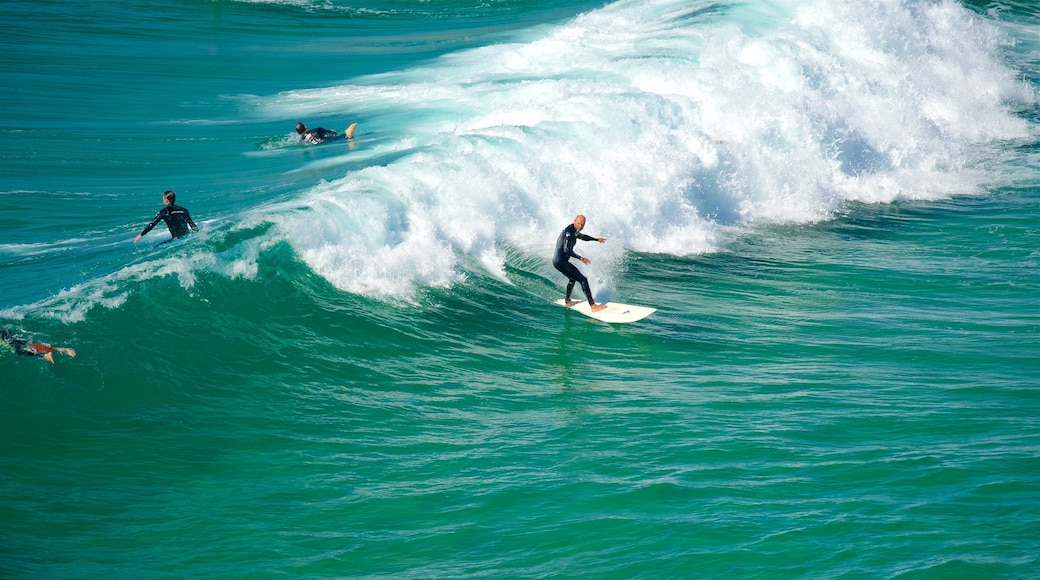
553,214,607,313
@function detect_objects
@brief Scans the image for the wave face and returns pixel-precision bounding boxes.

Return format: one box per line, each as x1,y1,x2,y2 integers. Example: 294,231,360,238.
241,0,1035,299
2,0,1035,311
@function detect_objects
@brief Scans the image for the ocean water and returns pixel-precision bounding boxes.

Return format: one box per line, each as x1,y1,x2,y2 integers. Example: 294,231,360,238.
1,0,1038,577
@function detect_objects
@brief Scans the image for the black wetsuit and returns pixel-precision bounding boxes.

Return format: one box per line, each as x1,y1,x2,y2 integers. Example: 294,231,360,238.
1,327,42,359
301,127,338,144
553,223,598,305
139,204,198,243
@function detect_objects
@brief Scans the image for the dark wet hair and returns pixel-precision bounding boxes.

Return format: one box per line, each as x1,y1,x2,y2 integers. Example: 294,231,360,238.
163,190,176,204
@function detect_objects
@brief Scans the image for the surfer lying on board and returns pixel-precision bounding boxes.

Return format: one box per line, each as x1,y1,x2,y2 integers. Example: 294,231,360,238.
1,327,76,364
134,190,198,245
295,122,358,145
553,214,608,313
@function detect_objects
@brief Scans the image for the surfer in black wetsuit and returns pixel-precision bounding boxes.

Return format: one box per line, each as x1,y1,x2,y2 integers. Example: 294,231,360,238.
1,326,76,364
295,122,358,145
134,190,198,245
553,214,608,312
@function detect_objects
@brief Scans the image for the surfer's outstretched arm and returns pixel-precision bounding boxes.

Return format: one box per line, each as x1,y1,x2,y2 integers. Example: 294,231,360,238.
135,212,163,243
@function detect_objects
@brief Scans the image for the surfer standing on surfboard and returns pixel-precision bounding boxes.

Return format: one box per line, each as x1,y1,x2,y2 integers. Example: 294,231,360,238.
553,214,608,313
295,122,358,145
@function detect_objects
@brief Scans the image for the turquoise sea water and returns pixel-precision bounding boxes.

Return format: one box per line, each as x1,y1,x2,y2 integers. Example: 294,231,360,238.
2,0,1038,577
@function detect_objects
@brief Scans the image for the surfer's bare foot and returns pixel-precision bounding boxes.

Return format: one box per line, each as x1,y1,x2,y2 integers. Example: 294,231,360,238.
591,303,607,312
564,300,579,307
345,122,358,140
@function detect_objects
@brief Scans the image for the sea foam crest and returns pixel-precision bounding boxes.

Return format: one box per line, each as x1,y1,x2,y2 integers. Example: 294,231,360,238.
255,0,1035,299
2,238,262,324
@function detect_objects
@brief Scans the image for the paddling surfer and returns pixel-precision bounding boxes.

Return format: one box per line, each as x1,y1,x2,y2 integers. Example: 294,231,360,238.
553,214,607,312
1,327,76,364
295,122,358,144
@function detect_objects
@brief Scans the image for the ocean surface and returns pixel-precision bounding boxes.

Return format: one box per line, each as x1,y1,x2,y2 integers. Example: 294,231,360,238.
2,0,1038,577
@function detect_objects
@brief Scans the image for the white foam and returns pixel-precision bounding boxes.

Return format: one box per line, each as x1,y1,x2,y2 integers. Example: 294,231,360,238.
244,0,1034,300
3,231,263,324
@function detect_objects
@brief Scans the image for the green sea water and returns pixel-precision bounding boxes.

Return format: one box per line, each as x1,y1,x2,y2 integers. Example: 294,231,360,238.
2,0,1038,577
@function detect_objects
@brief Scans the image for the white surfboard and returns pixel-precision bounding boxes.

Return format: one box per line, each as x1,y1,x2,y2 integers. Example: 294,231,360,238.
555,299,656,323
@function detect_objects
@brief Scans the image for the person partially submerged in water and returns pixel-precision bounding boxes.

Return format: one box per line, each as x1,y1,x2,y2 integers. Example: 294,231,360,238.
133,190,198,245
295,122,358,144
1,327,76,364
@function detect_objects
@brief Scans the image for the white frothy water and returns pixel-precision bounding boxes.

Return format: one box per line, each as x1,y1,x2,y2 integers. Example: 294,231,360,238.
250,0,1035,300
